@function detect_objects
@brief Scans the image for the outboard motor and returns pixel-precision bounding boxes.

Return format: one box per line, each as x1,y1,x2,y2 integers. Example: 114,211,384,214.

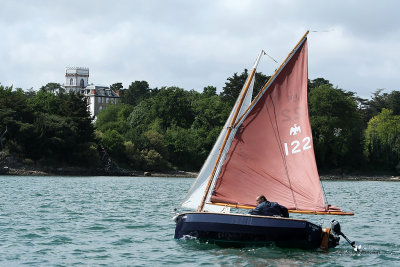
330,219,342,237
331,220,360,251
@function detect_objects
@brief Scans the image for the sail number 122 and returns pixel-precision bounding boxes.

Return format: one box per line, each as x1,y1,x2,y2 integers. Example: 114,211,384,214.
284,137,311,156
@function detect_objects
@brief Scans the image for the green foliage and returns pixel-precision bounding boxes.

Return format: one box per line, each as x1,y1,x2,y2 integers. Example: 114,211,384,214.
3,70,400,174
110,82,123,92
202,86,217,97
127,100,154,129
28,90,60,114
150,87,195,129
309,84,363,171
71,142,101,167
0,85,34,124
124,141,141,169
164,126,203,170
121,81,150,106
192,94,229,130
95,85,231,171
363,89,400,123
144,130,167,156
0,84,100,166
95,104,133,135
58,93,95,144
140,149,169,171
308,77,332,91
365,108,400,172
0,84,35,155
39,82,63,94
32,113,77,160
101,129,125,159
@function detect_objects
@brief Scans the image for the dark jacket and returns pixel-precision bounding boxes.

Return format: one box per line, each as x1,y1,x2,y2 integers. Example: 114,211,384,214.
249,201,289,217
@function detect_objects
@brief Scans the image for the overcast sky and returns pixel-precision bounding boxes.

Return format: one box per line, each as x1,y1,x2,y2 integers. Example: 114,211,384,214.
1,0,399,99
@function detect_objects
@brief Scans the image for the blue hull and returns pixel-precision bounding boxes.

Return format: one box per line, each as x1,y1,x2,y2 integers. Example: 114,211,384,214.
174,212,335,249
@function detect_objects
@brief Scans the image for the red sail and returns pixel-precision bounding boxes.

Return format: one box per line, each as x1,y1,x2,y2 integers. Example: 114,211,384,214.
211,40,327,212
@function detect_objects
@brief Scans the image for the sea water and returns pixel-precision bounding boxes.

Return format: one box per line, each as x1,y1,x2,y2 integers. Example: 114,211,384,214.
0,176,399,266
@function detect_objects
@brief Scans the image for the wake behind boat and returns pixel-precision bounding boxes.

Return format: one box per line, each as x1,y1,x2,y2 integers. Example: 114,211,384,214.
174,31,358,250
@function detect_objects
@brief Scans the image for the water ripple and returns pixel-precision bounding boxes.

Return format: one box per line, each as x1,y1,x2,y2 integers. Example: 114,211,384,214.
0,176,399,266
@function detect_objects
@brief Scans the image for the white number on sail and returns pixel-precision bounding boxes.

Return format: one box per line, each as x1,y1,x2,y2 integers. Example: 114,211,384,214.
291,141,301,154
303,137,312,150
284,136,312,156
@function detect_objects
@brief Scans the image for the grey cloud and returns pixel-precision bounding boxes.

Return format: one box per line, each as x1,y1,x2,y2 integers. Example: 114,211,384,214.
0,0,399,98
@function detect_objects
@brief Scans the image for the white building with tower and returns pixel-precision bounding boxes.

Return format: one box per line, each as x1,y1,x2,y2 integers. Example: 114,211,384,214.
64,67,89,92
62,67,121,118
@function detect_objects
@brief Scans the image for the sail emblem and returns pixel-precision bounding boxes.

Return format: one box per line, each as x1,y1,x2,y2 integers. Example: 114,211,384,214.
289,124,301,136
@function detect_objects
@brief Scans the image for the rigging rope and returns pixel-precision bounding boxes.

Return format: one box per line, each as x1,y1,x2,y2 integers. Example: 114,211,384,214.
264,51,278,64
310,29,335,33
321,178,329,208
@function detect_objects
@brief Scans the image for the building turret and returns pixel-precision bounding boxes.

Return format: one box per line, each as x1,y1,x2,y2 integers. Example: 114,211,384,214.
64,67,89,93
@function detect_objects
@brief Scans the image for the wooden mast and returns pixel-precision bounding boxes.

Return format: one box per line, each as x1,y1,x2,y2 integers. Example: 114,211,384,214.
197,50,264,212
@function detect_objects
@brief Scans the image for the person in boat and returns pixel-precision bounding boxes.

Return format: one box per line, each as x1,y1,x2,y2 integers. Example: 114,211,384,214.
249,195,289,217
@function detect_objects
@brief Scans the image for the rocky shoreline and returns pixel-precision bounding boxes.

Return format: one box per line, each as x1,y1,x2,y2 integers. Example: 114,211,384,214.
0,153,198,178
320,174,400,181
0,166,198,178
320,175,400,181
1,165,399,180
1,153,398,180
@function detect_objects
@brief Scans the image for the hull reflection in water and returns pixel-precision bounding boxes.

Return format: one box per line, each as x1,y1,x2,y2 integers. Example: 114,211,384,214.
174,213,339,249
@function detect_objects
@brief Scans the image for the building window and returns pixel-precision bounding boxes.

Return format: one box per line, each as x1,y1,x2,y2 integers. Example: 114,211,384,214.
80,79,84,88
70,78,73,85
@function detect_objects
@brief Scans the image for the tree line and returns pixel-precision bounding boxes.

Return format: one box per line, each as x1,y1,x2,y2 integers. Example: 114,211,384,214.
1,70,400,174
0,84,97,167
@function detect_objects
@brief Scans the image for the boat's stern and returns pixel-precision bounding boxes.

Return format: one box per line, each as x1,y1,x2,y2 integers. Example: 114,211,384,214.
320,227,340,250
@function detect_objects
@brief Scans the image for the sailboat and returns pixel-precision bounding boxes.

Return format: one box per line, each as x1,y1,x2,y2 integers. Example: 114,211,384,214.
174,31,356,250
